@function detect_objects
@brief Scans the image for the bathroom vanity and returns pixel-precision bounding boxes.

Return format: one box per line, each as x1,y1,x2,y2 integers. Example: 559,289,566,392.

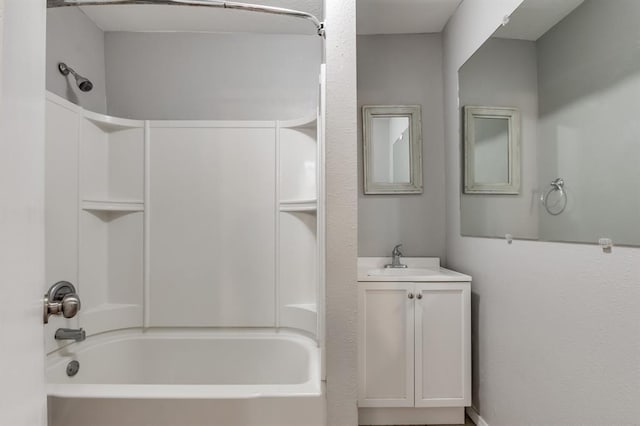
357,257,471,425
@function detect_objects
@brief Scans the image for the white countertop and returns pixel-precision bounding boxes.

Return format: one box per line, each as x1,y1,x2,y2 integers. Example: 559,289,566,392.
357,257,472,282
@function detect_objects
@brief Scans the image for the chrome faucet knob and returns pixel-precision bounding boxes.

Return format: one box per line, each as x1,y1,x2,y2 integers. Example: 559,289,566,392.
44,281,81,324
392,244,403,256
61,293,81,319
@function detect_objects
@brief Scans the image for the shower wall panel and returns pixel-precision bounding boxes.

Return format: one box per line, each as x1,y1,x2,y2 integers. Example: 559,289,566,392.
148,126,277,327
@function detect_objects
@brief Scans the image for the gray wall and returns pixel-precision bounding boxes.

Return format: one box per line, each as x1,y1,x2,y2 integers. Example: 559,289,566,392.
46,8,107,114
444,0,640,424
536,0,640,245
46,11,320,120
357,34,446,258
104,32,321,120
459,37,539,240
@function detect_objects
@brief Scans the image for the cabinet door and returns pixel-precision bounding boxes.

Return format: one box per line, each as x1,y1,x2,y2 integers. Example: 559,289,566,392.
414,283,470,407
358,283,415,407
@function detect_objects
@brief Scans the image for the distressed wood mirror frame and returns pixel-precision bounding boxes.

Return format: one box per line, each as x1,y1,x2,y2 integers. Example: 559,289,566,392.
362,105,423,195
463,105,521,194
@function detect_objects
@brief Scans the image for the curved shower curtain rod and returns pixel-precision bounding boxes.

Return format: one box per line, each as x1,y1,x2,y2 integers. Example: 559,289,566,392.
47,0,325,37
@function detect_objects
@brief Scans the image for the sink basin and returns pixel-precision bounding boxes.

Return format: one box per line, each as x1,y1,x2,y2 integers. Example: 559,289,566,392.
367,268,439,277
359,258,471,282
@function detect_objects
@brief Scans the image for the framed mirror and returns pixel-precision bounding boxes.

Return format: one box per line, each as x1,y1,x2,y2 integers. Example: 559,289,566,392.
362,105,422,194
463,106,520,194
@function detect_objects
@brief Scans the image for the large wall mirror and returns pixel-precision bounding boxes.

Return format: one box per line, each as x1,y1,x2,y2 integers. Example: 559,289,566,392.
362,105,422,194
459,0,640,246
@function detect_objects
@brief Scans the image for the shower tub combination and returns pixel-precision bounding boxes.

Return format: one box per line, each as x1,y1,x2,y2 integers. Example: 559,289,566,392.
45,89,325,425
45,2,326,425
47,329,324,426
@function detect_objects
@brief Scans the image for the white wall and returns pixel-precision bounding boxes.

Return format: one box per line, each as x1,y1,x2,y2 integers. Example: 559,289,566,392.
459,37,539,240
444,0,640,424
0,0,47,424
536,0,640,245
357,34,446,258
104,32,321,120
325,0,358,424
148,126,277,327
46,7,107,114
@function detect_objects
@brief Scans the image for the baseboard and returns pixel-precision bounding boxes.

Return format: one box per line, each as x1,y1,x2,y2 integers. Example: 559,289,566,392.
466,406,489,426
358,407,465,425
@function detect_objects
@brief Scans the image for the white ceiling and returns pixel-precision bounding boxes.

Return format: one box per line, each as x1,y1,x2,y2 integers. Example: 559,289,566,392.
356,0,463,35
79,0,323,35
493,0,584,41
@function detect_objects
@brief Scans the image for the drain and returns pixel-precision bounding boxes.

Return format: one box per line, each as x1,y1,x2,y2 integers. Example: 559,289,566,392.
66,360,80,377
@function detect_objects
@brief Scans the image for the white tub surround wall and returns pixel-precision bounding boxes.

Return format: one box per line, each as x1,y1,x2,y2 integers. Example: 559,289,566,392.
0,0,48,424
45,92,323,345
444,0,640,425
45,93,144,353
357,34,446,258
324,0,359,424
357,258,470,425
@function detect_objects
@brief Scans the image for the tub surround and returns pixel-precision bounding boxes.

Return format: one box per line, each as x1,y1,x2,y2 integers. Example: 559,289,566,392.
45,91,322,343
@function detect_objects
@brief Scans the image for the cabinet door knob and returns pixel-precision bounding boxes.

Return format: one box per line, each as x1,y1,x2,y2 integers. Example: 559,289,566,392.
408,293,414,299
416,293,422,300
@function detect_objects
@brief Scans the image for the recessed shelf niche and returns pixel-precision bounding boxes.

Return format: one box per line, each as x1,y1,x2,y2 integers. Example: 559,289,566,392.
278,115,320,335
79,111,145,335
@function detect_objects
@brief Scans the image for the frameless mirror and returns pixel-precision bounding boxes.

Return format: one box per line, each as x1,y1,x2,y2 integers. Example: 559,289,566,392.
458,0,640,247
464,106,520,194
362,105,422,194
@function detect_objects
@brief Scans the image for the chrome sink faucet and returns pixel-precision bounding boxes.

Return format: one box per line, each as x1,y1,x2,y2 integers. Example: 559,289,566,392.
55,328,86,342
385,244,408,269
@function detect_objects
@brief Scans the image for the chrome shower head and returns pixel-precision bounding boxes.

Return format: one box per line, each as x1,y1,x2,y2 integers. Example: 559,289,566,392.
58,62,93,92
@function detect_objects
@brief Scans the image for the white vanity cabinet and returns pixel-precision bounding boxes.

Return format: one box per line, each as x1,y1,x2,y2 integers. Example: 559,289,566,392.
358,282,416,407
357,258,471,425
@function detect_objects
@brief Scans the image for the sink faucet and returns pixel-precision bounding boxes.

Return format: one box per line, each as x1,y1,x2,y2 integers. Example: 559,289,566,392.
385,244,408,269
55,328,86,342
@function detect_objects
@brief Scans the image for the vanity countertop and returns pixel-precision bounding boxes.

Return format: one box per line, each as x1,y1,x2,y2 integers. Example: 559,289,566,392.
357,257,472,282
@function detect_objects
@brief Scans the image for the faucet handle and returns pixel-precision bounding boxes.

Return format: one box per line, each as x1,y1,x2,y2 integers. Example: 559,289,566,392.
392,244,403,256
44,281,81,324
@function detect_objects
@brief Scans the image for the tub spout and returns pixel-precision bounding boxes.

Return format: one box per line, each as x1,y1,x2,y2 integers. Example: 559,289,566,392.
55,328,86,342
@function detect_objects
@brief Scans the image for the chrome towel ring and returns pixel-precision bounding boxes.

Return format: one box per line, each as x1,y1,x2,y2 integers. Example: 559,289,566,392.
541,177,567,215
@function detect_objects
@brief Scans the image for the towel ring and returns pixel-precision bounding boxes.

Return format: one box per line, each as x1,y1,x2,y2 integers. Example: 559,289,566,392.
542,178,567,215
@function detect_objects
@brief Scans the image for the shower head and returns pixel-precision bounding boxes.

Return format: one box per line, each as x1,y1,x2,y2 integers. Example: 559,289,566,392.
58,62,93,92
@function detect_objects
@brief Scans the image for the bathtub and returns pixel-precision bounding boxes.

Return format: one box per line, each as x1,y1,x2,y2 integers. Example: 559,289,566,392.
46,329,324,426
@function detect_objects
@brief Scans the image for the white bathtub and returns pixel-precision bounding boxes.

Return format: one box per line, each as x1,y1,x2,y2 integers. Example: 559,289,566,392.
46,329,324,426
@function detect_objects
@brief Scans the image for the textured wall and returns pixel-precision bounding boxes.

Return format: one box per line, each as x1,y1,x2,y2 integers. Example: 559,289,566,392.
46,7,107,114
325,0,358,424
357,34,446,259
444,0,640,425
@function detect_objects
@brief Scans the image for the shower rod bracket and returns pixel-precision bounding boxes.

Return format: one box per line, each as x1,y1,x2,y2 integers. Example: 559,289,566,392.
47,0,326,38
